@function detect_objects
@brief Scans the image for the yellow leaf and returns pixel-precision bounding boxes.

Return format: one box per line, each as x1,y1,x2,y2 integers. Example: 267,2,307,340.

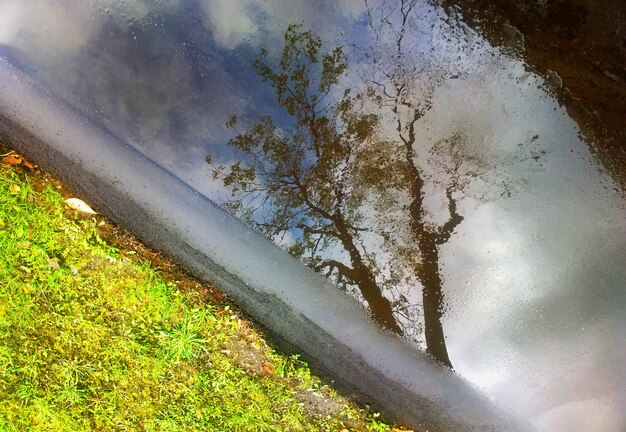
2,154,22,166
47,257,60,270
64,198,97,214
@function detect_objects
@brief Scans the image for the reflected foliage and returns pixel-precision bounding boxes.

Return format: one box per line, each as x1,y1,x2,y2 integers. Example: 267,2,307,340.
208,25,403,333
209,13,544,368
361,0,540,367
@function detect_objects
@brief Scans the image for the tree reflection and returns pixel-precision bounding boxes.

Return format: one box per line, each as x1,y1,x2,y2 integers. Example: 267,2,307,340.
208,15,543,368
362,0,475,367
363,0,547,367
208,25,403,334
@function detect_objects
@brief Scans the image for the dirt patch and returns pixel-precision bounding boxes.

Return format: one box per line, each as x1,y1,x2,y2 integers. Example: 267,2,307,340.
224,338,272,376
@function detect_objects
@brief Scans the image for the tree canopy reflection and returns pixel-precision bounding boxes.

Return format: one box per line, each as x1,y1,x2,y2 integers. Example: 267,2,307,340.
208,25,404,334
208,18,541,368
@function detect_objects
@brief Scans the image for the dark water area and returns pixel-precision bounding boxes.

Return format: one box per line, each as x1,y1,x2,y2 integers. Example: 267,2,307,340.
1,1,624,430
438,0,626,189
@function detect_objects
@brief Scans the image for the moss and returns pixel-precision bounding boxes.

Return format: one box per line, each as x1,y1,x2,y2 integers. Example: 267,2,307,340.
0,152,405,432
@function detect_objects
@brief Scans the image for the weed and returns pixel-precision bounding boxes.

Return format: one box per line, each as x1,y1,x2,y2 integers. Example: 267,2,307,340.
0,159,401,431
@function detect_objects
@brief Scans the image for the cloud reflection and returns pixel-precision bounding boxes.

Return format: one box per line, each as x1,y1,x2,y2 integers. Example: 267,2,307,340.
1,1,624,430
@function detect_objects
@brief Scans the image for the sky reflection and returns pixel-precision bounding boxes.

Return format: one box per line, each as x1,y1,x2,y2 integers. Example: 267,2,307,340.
1,1,624,430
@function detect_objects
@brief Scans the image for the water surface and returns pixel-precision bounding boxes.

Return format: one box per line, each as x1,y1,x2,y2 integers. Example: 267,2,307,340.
1,1,624,430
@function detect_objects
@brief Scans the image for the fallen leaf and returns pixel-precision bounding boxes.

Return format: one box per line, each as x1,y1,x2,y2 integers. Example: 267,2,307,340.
22,158,38,169
2,154,22,166
64,198,97,214
260,362,275,376
47,257,60,270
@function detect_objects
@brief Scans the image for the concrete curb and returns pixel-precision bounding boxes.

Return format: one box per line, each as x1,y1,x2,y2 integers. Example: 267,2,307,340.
0,59,535,432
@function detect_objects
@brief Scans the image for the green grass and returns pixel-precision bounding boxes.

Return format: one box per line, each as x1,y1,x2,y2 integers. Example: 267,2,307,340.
0,159,398,431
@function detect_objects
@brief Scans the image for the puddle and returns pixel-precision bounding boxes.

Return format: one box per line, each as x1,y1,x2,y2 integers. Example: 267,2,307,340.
1,1,624,430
